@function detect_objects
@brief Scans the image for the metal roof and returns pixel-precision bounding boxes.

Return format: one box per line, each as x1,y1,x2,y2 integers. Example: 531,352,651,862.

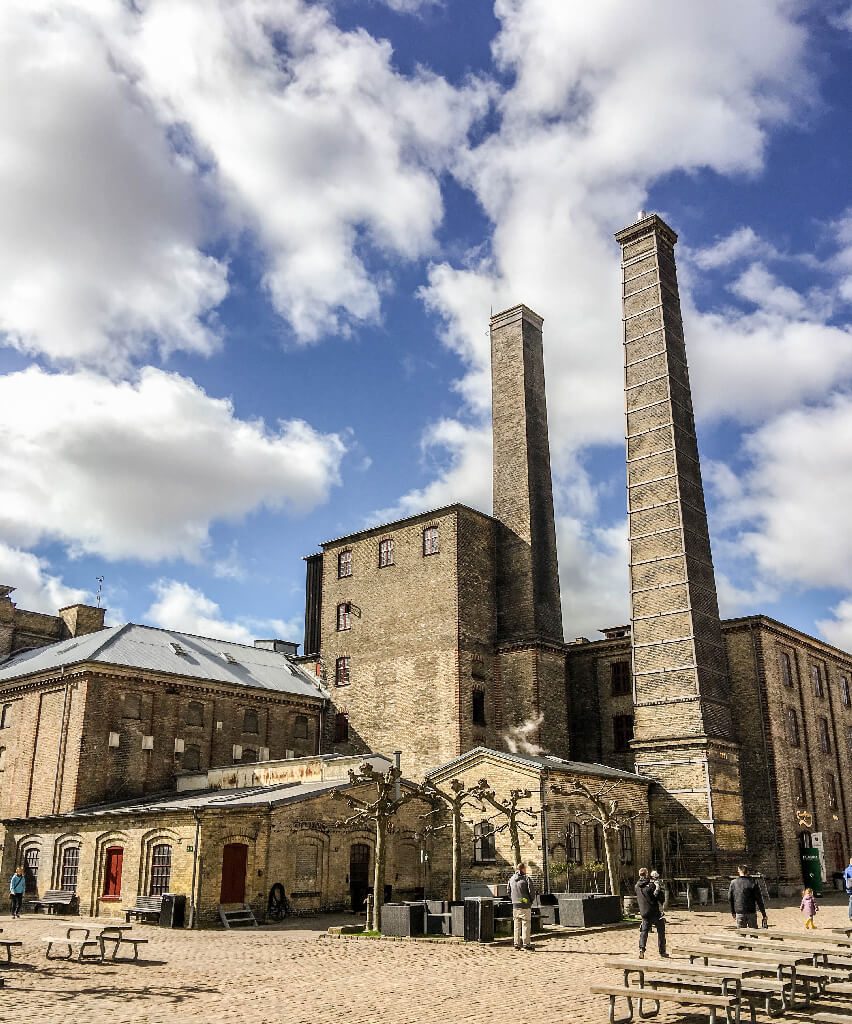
426,746,650,784
0,623,328,700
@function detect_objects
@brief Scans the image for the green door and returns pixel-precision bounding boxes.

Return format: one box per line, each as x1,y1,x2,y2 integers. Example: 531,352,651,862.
802,849,823,896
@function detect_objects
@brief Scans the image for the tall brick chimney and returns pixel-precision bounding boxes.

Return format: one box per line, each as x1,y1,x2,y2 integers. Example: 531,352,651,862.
490,304,563,645
615,213,746,871
490,305,568,759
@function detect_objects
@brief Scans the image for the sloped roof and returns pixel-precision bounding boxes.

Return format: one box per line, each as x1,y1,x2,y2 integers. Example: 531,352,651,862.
0,623,328,700
426,746,650,784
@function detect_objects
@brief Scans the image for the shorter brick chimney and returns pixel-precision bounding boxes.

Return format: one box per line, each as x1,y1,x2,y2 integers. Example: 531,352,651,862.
59,603,106,638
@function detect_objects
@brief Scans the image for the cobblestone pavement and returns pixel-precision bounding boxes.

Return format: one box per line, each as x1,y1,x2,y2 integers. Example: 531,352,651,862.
2,894,851,1023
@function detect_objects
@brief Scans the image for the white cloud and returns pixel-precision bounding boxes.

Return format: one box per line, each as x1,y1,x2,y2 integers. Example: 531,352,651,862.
691,227,778,270
129,0,489,342
558,517,630,641
718,396,852,590
0,2,228,371
0,544,88,615
0,366,345,562
818,597,852,652
145,579,302,645
375,0,443,12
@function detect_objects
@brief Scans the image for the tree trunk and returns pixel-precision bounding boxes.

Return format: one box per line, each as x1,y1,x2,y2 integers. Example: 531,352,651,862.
374,819,386,932
603,831,619,897
509,816,522,866
451,802,462,902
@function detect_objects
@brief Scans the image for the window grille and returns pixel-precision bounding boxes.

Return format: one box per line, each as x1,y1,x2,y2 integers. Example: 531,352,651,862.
473,821,496,863
338,550,352,578
23,847,39,894
149,844,172,896
60,846,80,893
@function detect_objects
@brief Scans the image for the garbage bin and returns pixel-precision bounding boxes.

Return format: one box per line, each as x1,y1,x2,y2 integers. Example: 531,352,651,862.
159,893,187,928
462,897,494,942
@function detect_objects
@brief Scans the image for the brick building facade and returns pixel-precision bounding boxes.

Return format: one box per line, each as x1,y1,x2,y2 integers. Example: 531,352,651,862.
0,585,105,660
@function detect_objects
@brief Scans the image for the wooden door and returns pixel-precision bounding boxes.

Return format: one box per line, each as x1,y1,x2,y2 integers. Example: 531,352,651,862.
349,843,370,913
103,847,123,897
220,843,248,903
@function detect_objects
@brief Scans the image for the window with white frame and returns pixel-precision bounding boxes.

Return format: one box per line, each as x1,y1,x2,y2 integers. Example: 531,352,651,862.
378,538,394,568
338,549,352,578
336,603,352,631
473,821,496,863
423,525,439,556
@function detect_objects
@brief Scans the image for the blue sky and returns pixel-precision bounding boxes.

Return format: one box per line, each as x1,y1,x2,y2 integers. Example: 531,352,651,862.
1,0,852,651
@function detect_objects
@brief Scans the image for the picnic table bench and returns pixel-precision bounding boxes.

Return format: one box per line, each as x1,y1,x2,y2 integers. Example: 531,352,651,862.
734,926,852,946
673,945,803,1012
27,890,79,915
709,932,852,974
44,927,102,962
0,927,22,966
125,895,162,923
98,926,149,961
603,957,757,1023
591,984,742,1024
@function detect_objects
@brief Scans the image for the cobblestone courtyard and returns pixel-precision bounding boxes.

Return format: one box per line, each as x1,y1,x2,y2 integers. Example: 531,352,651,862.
2,895,851,1023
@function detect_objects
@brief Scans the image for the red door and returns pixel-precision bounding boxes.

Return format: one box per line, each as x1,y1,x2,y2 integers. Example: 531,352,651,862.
220,843,248,903
103,847,123,896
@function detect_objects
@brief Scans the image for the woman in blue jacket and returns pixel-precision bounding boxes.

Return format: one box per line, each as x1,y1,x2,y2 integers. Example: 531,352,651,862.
9,867,25,919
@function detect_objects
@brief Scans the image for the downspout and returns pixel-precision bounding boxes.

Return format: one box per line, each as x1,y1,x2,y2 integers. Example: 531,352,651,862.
188,808,202,929
52,668,73,813
539,772,550,894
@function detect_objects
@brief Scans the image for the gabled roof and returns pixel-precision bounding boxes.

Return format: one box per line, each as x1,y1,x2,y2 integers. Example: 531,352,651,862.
0,623,328,700
426,746,650,785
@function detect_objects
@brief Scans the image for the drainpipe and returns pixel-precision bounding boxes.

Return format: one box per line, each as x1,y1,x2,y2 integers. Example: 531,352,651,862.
188,808,202,929
539,773,550,894
394,751,402,801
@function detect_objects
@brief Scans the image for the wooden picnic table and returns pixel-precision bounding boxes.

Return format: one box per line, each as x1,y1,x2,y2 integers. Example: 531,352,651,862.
674,943,811,1010
604,957,757,1022
43,924,146,963
733,926,852,948
711,931,852,968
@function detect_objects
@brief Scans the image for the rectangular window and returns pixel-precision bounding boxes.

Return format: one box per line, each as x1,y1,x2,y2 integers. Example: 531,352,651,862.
613,714,634,752
103,847,123,897
378,538,394,567
785,706,800,747
779,651,794,689
474,822,496,863
60,846,80,893
0,704,11,728
472,689,486,727
294,715,309,739
337,550,352,578
336,603,351,631
567,822,583,864
842,676,851,709
335,656,350,687
423,525,439,556
610,660,631,696
847,725,852,757
793,766,807,806
812,663,825,699
819,715,832,754
619,826,634,865
333,712,349,743
827,774,839,813
23,848,39,894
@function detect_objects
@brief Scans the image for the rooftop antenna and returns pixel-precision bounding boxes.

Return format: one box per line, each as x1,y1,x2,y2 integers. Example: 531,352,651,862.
95,576,105,608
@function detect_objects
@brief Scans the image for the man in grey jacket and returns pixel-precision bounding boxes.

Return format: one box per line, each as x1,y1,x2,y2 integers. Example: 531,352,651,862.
507,862,535,951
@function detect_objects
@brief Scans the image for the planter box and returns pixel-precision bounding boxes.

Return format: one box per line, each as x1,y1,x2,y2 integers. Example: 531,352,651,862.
380,903,425,937
556,893,622,927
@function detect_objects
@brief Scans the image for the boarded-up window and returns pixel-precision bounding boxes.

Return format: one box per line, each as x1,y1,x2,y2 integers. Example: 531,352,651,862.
243,708,259,734
186,701,204,727
295,843,319,888
123,693,142,719
183,745,201,772
294,715,309,739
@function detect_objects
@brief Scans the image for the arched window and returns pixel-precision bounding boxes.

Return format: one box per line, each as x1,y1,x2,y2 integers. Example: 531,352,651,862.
474,821,496,863
0,746,6,771
243,708,259,734
186,701,204,727
149,844,172,896
294,715,309,739
567,822,583,864
183,745,201,772
23,847,40,894
619,825,634,866
123,693,141,719
59,845,80,892
241,747,258,764
295,841,320,889
593,823,605,864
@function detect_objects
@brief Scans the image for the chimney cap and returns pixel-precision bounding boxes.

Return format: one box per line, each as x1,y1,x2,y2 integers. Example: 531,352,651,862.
614,212,678,247
489,304,544,332
0,586,14,601
599,625,632,640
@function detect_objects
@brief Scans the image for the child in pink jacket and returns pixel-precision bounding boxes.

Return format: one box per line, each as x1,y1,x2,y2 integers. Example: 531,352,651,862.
800,887,819,928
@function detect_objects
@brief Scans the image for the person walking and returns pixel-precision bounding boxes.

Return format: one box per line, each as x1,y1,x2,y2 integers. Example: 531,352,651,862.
728,864,768,929
844,857,852,920
800,887,819,929
636,867,668,959
9,867,25,919
507,862,535,951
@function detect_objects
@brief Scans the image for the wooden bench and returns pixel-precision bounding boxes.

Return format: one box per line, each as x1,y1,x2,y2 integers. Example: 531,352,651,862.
590,984,744,1024
98,927,149,962
0,940,23,964
125,895,162,923
27,890,78,915
44,927,102,962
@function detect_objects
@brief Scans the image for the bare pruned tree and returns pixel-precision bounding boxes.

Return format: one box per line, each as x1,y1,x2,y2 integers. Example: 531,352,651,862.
332,762,425,930
472,779,537,866
421,778,486,901
550,778,640,896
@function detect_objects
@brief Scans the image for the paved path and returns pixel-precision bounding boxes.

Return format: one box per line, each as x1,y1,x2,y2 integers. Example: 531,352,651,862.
2,894,850,1022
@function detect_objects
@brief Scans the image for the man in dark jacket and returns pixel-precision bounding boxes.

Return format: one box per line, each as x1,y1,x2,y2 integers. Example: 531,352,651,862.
728,864,768,929
507,862,536,951
635,867,667,959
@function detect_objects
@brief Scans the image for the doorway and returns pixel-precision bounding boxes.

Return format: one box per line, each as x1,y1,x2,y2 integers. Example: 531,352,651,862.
220,842,248,903
349,843,370,913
